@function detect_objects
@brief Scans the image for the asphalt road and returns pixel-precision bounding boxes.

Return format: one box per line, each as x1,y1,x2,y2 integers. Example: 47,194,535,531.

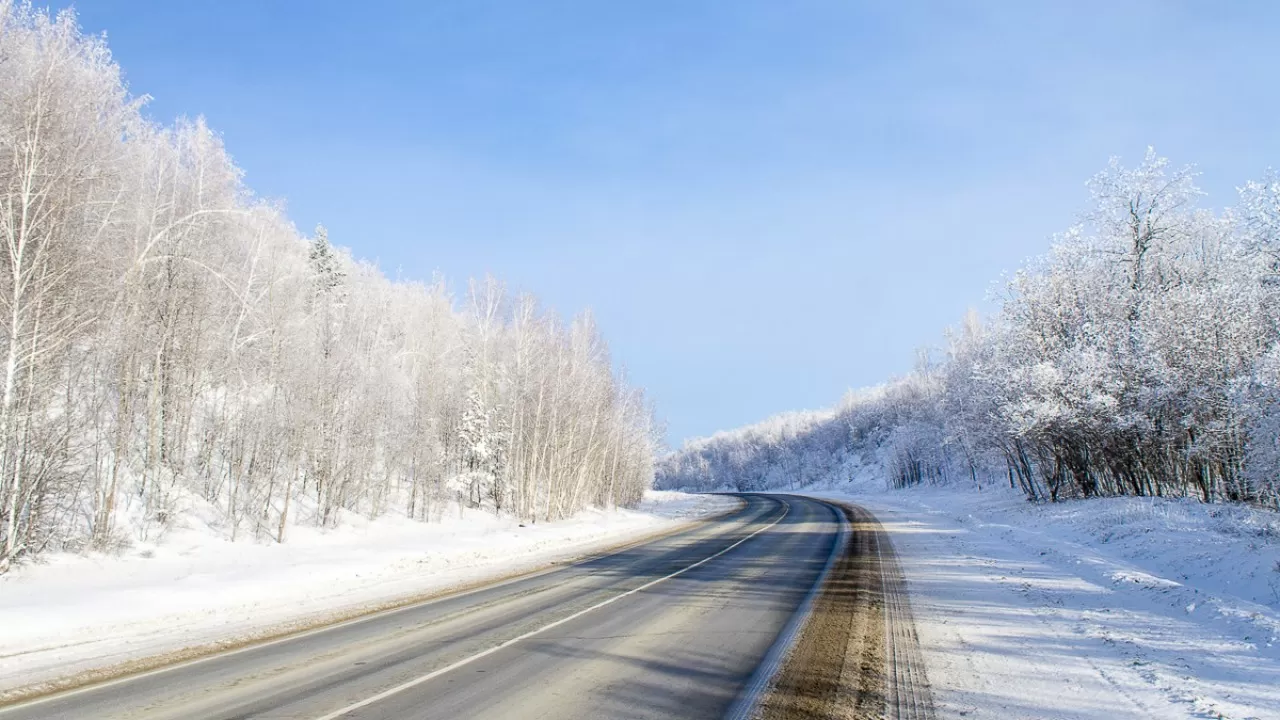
1,494,845,720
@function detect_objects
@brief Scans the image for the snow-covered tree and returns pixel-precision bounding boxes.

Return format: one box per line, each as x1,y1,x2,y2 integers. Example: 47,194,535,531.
0,4,656,570
661,151,1280,511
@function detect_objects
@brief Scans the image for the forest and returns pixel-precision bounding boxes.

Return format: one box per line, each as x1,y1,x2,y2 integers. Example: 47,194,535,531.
0,4,656,572
661,150,1280,511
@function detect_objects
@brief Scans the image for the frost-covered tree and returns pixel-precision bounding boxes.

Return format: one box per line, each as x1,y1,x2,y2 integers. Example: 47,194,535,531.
0,4,656,570
661,151,1280,511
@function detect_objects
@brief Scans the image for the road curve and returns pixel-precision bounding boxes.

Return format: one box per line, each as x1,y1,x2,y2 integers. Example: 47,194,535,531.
1,494,848,720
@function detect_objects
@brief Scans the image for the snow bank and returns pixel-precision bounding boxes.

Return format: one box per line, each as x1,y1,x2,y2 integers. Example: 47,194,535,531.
808,478,1280,719
0,491,736,696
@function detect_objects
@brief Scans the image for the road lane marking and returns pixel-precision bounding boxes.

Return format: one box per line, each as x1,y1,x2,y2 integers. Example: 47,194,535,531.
309,498,792,720
723,496,850,720
0,501,758,717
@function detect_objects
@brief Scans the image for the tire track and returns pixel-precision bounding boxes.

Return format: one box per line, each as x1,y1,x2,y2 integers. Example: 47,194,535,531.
756,500,934,720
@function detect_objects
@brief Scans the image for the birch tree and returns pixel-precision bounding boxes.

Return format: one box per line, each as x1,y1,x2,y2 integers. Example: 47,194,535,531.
0,4,657,571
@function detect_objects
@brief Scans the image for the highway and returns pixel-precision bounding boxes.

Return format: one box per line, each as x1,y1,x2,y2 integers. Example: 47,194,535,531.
1,494,849,720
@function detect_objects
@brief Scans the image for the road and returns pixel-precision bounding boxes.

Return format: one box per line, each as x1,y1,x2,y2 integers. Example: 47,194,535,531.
1,494,849,720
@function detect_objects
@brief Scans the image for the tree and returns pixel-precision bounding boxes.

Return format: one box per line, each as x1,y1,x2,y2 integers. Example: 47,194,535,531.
0,5,656,571
660,151,1280,511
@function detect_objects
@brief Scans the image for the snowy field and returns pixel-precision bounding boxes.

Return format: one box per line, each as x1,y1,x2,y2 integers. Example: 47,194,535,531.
809,479,1280,720
0,491,735,698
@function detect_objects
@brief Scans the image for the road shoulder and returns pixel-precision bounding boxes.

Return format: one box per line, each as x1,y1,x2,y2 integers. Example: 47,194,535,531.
758,499,935,720
814,487,1280,719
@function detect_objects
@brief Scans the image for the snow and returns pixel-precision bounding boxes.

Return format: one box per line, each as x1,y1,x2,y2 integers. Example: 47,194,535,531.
806,475,1280,719
0,491,735,697
10,472,1278,718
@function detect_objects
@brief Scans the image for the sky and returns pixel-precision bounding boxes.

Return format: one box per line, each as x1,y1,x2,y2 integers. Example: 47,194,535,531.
52,0,1280,447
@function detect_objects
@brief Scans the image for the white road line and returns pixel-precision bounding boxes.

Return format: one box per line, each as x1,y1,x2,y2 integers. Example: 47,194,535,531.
723,496,849,720
309,499,792,720
0,503,755,717
0,543,578,715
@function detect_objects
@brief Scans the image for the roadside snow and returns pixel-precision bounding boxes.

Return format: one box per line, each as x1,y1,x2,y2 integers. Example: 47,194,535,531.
0,491,734,696
808,479,1280,720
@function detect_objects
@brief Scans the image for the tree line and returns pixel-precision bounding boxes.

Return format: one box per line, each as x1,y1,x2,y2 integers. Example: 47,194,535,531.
660,149,1280,511
0,4,655,571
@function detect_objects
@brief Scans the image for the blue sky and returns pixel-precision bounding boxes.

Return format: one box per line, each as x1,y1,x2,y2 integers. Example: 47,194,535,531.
56,1,1280,446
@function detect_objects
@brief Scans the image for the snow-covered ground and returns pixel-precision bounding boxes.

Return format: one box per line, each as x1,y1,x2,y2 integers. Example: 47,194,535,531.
0,490,735,698
809,477,1280,720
